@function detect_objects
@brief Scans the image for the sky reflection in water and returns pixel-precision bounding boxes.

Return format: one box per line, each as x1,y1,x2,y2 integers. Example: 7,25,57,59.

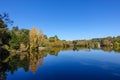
6,49,120,80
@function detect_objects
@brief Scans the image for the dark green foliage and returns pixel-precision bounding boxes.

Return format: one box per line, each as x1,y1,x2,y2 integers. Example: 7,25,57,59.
0,19,7,29
19,29,29,46
9,31,20,49
0,30,11,46
0,13,12,46
9,27,29,50
0,13,13,25
12,26,19,32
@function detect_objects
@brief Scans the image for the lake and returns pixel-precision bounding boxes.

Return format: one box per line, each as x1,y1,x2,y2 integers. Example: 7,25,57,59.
1,48,120,80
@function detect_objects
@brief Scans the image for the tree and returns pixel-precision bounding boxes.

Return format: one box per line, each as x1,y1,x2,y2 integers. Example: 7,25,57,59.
9,27,29,50
12,26,19,32
38,30,44,46
101,38,112,47
0,13,13,25
9,31,20,49
39,30,44,40
19,29,29,46
29,27,38,51
0,13,13,46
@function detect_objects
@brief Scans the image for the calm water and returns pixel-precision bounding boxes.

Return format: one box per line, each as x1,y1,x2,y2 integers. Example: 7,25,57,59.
1,48,120,80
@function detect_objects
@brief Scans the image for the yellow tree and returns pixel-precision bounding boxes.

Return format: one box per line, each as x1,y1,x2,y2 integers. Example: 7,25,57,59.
29,27,38,50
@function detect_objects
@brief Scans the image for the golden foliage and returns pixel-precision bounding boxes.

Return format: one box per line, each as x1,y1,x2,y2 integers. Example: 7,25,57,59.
29,27,38,50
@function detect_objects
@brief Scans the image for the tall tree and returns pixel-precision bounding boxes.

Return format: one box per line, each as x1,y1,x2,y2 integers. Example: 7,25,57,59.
29,27,38,51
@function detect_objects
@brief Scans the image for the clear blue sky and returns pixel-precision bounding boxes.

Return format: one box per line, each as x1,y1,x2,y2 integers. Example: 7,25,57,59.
0,0,120,40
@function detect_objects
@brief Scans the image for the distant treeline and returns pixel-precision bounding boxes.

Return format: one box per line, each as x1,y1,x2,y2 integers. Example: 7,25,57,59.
72,36,120,52
0,13,120,52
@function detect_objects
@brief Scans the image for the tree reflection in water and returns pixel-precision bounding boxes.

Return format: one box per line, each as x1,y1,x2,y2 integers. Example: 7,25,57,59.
0,47,120,79
0,48,10,80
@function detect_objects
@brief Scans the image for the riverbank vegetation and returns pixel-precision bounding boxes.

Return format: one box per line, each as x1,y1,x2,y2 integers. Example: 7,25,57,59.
0,13,120,53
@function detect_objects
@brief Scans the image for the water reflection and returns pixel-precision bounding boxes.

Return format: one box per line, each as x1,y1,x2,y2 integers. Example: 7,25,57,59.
0,47,120,80
0,48,10,80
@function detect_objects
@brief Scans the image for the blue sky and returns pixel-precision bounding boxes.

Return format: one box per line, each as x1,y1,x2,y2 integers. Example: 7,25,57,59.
0,0,120,40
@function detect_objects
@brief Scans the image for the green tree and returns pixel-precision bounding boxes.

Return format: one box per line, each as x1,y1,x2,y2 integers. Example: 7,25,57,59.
0,13,13,47
9,31,20,49
19,29,29,46
12,26,19,32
